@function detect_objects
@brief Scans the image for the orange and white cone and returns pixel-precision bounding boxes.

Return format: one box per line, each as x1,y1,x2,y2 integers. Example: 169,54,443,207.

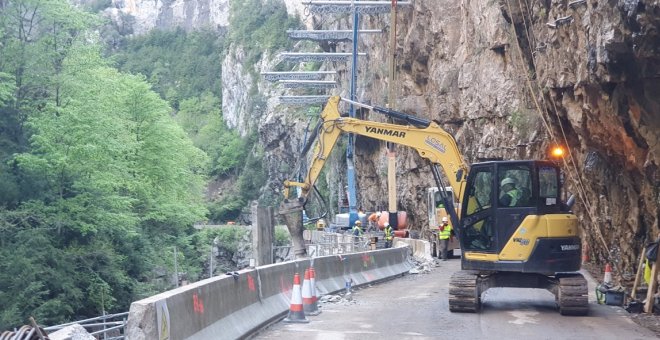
310,267,320,307
603,263,613,284
302,268,320,315
284,273,309,323
581,241,590,264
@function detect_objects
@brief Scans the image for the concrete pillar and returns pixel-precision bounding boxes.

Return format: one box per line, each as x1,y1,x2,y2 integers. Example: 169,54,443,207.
252,202,274,266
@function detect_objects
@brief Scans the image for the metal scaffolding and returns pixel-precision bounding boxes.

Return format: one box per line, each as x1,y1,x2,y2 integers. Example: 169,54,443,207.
279,80,338,89
287,29,382,42
278,96,331,105
280,52,366,63
301,1,411,14
261,71,336,82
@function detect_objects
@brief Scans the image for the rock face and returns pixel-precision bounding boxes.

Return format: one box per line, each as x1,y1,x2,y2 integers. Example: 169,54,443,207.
255,0,658,276
101,0,658,276
105,0,230,35
221,46,253,136
500,0,659,272
103,0,306,35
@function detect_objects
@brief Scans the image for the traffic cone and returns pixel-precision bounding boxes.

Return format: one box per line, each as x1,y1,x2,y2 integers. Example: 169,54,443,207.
302,268,320,315
310,267,319,305
603,263,613,284
284,273,309,323
581,242,590,263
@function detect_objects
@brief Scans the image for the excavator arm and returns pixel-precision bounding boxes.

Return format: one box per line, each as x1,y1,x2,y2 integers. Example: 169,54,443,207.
283,96,469,230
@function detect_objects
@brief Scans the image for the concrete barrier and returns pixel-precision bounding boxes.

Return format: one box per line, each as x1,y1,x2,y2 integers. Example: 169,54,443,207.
393,238,433,262
126,247,412,340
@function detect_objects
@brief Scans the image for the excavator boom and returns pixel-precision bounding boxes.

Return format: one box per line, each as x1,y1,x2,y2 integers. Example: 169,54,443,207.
283,96,469,229
281,97,587,317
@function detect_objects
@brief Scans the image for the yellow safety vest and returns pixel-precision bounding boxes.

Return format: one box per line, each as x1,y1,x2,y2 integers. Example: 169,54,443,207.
385,227,393,241
505,189,522,206
352,225,363,236
439,223,452,240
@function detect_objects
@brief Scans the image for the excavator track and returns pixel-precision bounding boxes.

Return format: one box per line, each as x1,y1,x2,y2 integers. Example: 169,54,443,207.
449,270,481,313
556,274,588,316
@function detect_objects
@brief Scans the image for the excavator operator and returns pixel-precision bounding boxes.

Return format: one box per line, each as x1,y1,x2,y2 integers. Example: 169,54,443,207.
499,177,522,207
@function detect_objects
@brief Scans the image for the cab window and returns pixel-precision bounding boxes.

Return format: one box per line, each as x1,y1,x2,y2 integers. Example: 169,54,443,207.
463,169,495,251
466,170,492,216
539,166,559,205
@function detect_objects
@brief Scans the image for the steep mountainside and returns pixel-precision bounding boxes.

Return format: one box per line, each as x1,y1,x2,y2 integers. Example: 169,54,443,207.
105,0,658,276
103,0,307,35
258,0,658,276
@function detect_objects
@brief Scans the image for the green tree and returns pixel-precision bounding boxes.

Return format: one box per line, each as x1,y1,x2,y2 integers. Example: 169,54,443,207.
1,40,209,328
228,0,301,74
177,94,248,176
114,28,224,103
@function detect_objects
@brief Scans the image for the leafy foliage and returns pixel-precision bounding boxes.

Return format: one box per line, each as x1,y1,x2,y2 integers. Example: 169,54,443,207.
0,0,301,330
0,0,211,329
113,28,224,107
175,93,247,176
228,0,301,73
274,226,291,247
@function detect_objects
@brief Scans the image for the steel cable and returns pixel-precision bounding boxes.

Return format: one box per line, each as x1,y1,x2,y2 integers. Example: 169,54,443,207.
503,0,616,274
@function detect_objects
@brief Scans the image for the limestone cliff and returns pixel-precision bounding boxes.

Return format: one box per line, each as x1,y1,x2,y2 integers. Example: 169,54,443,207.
259,0,658,276
102,0,307,35
99,0,658,276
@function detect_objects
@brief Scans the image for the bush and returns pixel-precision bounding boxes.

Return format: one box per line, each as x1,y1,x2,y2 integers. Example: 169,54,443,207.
227,0,301,74
208,196,246,223
274,226,291,247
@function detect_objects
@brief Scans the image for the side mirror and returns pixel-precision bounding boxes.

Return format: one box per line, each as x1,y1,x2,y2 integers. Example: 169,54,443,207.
456,169,464,182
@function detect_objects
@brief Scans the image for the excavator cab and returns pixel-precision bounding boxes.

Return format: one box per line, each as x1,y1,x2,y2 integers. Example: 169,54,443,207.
458,160,580,273
449,160,587,315
279,96,587,316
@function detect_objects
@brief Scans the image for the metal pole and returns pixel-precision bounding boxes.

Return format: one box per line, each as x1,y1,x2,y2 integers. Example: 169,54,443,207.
346,0,360,228
387,0,399,229
174,246,179,288
210,245,214,279
102,293,107,340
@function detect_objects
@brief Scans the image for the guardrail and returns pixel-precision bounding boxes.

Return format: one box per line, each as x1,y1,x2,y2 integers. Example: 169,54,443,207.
43,312,128,339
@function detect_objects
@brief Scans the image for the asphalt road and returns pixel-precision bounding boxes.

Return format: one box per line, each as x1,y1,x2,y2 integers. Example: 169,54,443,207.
253,258,657,340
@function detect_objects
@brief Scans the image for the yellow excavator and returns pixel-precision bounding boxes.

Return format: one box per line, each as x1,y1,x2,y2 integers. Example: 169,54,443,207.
282,96,588,316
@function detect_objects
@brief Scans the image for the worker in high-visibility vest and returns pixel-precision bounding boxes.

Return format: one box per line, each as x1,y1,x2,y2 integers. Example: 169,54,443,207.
367,211,381,232
384,222,393,248
499,177,522,207
316,219,326,231
352,220,363,236
352,220,364,250
438,216,453,261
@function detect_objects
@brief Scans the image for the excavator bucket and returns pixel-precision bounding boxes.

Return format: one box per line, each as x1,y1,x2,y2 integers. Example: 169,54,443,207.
279,198,307,259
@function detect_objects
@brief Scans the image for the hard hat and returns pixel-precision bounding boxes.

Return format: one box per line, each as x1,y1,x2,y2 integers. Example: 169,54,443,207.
384,222,390,227
376,212,381,217
318,219,325,225
500,177,516,187
441,216,448,222
355,220,362,225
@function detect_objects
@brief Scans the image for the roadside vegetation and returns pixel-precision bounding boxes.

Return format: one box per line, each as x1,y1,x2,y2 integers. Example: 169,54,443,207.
0,0,298,330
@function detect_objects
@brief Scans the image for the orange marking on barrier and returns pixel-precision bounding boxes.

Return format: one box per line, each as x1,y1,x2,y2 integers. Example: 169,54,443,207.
362,254,371,268
280,275,292,294
247,274,256,291
193,292,205,314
